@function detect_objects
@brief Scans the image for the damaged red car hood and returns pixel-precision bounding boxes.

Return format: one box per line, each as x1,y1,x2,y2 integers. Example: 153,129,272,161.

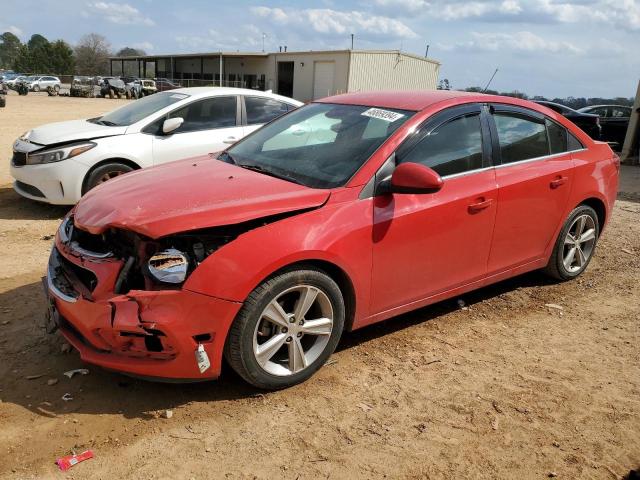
73,157,330,238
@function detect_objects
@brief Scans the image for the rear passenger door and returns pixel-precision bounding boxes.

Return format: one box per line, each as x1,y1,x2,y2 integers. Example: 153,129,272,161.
487,104,576,275
242,96,294,136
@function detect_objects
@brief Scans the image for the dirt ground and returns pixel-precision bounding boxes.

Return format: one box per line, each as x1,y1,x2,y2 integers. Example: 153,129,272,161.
0,92,638,480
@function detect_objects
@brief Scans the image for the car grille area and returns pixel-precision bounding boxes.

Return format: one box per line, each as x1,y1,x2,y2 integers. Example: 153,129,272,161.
12,151,27,166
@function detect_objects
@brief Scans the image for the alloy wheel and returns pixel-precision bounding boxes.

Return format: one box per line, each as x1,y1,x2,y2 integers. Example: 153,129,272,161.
253,285,334,376
97,171,125,184
562,214,596,273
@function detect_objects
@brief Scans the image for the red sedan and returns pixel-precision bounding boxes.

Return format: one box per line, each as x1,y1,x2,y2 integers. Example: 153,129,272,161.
46,90,619,389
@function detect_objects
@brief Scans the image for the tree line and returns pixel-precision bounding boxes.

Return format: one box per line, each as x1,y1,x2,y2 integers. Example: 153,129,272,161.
0,31,145,76
438,79,635,109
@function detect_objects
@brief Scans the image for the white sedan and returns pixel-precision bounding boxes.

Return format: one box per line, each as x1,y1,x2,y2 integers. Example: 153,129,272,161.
11,87,302,204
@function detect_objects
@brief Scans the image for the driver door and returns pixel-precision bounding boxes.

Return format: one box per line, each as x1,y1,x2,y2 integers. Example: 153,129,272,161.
371,104,498,314
150,95,243,165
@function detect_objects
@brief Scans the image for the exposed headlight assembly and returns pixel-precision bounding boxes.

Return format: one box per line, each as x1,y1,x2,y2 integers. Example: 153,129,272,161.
26,141,96,165
147,248,189,284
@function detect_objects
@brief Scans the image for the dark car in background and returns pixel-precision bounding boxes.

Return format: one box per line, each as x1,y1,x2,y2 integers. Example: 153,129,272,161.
578,105,631,150
154,78,181,92
535,101,601,141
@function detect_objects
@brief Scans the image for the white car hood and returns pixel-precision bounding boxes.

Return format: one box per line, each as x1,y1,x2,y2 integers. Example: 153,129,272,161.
23,119,127,147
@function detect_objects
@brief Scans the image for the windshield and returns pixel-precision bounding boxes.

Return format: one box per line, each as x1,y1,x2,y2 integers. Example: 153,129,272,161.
95,91,189,126
226,103,413,188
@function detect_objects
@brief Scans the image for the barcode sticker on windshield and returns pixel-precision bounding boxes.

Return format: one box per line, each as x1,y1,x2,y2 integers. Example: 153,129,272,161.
361,108,405,122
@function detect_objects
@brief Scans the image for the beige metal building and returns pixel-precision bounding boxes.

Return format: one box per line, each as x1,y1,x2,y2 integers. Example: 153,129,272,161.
109,49,440,102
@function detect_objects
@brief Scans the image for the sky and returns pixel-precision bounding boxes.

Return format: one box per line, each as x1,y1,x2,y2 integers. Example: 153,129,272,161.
2,0,639,98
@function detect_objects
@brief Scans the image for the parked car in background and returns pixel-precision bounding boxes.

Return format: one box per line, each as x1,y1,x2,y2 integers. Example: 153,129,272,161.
26,75,61,93
44,90,619,388
534,101,601,140
6,75,27,89
155,78,181,91
11,87,302,204
577,105,631,150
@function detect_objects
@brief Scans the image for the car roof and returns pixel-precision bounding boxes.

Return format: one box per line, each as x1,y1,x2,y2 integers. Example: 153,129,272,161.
316,90,478,111
170,86,303,105
579,104,630,109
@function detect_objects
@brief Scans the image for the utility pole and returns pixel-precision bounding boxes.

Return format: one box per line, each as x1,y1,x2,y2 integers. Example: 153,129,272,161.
483,68,498,92
351,33,354,50
425,44,429,58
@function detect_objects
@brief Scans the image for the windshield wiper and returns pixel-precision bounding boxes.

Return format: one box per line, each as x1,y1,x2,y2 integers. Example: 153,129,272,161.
94,119,119,126
217,151,236,165
237,163,295,183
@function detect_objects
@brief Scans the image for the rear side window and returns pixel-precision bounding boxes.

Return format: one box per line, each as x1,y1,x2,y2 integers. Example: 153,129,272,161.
245,97,290,125
568,132,584,151
494,113,548,163
398,114,483,177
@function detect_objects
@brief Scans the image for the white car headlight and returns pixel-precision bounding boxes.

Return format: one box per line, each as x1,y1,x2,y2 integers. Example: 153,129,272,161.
26,141,96,165
147,248,189,284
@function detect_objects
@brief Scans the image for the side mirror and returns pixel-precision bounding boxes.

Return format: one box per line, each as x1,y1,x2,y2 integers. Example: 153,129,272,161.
378,162,443,195
162,117,184,135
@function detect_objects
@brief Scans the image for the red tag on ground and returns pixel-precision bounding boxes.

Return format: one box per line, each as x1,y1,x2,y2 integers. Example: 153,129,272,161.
55,450,94,471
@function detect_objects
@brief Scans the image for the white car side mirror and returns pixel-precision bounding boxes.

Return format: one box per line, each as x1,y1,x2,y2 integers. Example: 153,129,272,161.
162,117,184,134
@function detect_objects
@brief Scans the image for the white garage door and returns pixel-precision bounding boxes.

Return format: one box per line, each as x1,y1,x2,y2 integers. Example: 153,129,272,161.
313,61,335,100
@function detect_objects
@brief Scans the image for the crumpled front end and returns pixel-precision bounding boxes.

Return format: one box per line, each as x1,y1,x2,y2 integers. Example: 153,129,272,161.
45,216,242,381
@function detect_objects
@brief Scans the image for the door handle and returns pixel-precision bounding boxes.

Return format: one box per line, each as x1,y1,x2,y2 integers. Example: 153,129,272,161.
468,198,493,214
223,136,238,144
550,176,568,189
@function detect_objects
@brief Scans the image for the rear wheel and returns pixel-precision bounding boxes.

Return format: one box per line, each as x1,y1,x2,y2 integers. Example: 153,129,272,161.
544,205,600,280
225,268,345,390
83,162,134,194
33,84,40,92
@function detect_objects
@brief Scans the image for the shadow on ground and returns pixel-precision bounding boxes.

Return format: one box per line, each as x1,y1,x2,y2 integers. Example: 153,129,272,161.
0,269,555,420
0,186,70,220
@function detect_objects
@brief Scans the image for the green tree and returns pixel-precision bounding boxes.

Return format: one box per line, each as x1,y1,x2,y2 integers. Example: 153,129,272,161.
116,47,146,57
0,32,22,70
49,40,75,74
27,33,49,50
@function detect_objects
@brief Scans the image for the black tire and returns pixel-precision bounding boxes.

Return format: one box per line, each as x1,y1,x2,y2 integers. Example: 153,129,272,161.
108,88,114,99
125,89,131,99
83,162,134,194
33,84,40,92
225,268,345,390
543,205,600,281
54,84,60,92
0,96,5,108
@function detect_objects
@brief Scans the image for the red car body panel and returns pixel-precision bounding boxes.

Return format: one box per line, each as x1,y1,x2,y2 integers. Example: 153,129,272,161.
47,90,619,381
74,158,330,238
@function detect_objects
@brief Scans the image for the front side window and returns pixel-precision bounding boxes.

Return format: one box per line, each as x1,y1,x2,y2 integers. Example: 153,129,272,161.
226,103,413,188
170,96,237,132
398,114,483,177
245,97,290,125
494,113,548,163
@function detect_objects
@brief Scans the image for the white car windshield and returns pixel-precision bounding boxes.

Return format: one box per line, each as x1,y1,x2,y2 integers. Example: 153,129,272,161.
224,102,413,189
94,92,190,126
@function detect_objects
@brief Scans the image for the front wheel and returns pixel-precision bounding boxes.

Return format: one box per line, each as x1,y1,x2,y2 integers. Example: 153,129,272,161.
83,162,134,194
225,268,345,390
32,84,40,92
544,205,600,280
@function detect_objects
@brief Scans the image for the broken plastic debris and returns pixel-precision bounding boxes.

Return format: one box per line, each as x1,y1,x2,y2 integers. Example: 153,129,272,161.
195,344,211,374
64,368,89,379
544,303,564,311
56,450,94,471
61,393,73,402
